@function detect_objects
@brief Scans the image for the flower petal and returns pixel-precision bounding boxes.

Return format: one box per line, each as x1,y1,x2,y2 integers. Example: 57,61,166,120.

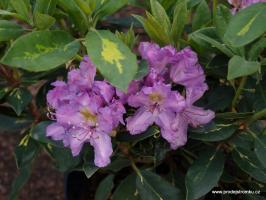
93,81,115,104
186,83,208,105
139,42,176,74
157,112,188,149
90,132,113,167
127,90,149,108
163,92,186,112
68,56,96,91
183,106,215,127
46,123,66,141
68,128,89,156
126,108,154,135
55,104,83,126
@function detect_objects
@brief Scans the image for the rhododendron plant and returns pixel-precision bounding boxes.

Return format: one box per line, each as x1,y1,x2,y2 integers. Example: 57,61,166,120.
1,0,266,199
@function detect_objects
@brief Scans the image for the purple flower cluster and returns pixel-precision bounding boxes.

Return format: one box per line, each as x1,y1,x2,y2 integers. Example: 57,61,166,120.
228,0,266,13
124,42,214,149
46,57,125,167
46,42,214,167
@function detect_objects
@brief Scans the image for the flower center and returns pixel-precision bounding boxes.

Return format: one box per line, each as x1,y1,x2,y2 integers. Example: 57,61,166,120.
80,108,97,123
149,92,164,103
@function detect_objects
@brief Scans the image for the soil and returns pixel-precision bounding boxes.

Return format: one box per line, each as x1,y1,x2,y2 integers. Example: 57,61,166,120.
0,132,64,200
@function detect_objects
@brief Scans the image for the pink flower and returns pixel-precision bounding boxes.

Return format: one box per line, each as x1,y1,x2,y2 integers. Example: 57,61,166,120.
125,42,215,149
228,0,266,13
126,83,187,148
46,56,125,167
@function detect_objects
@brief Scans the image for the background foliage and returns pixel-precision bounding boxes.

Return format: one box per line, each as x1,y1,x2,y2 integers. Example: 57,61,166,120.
0,0,266,199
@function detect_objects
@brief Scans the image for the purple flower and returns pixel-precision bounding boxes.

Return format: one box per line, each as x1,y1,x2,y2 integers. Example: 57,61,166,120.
126,43,215,150
126,83,187,148
170,47,205,87
228,0,266,13
46,56,125,167
116,80,142,104
68,56,96,92
46,81,73,109
139,42,176,74
171,100,215,149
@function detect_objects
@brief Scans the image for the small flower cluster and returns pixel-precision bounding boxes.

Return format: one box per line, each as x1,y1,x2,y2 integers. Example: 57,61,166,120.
123,43,214,149
46,57,125,167
228,0,266,13
46,43,214,167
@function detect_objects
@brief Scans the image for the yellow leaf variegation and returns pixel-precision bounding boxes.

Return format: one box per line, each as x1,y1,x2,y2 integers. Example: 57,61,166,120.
224,3,266,47
101,38,124,74
84,30,138,91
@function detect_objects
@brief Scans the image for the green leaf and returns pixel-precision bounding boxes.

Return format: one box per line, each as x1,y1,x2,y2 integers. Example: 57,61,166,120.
115,25,138,49
133,12,171,46
0,20,25,42
0,86,9,99
34,0,57,15
9,136,40,200
248,37,266,61
0,0,8,9
227,55,261,80
185,149,225,200
83,162,98,178
231,132,254,150
104,158,130,172
187,0,202,9
33,12,56,30
74,0,93,15
159,0,176,11
117,126,159,142
95,0,127,19
206,86,234,111
170,0,188,43
10,0,32,24
95,174,114,200
1,30,80,72
150,0,171,32
190,28,234,57
0,114,32,133
254,77,266,111
224,3,266,47
214,4,232,40
48,145,81,172
215,112,253,120
189,123,237,142
15,136,40,169
205,54,228,78
0,9,18,17
134,60,148,80
113,174,140,200
136,170,183,200
192,0,211,31
252,133,266,168
31,121,63,146
7,88,32,116
57,0,88,34
9,165,32,200
232,147,266,183
84,30,138,91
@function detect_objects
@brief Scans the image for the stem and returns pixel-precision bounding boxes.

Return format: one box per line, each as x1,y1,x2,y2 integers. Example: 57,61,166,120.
130,157,144,183
246,108,266,125
212,0,217,17
232,76,247,110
